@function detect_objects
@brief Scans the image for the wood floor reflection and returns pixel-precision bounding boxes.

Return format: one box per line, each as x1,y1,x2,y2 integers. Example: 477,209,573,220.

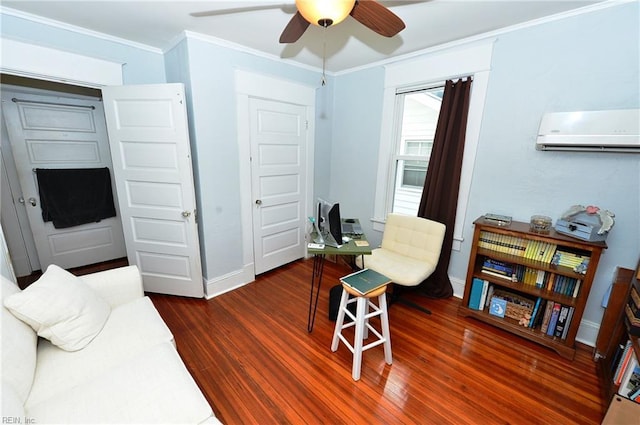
150,258,603,425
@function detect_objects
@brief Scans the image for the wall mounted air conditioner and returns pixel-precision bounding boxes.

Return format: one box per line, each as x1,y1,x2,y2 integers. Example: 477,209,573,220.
536,109,640,153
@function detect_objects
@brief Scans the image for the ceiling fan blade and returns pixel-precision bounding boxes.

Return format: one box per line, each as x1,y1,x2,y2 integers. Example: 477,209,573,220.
279,12,310,43
350,0,406,37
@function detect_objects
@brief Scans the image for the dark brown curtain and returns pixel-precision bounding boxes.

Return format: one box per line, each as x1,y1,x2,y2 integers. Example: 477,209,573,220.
417,77,472,298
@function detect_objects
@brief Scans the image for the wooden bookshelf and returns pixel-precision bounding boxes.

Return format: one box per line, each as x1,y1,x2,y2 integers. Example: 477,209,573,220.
458,216,607,360
595,261,640,418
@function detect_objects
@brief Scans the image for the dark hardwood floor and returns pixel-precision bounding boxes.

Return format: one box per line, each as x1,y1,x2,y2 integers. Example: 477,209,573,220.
16,257,129,289
148,258,604,425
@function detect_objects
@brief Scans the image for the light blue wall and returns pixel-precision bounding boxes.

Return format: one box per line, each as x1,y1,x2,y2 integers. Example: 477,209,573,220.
314,75,336,203
330,2,639,329
330,68,386,248
164,37,325,278
457,2,639,327
0,13,166,84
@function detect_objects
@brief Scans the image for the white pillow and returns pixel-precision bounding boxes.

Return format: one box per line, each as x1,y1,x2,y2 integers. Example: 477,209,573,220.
4,264,111,351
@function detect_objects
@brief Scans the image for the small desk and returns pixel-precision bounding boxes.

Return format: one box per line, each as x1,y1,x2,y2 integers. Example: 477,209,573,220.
306,220,372,332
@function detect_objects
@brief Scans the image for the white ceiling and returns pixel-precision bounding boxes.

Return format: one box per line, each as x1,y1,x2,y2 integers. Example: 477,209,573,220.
2,1,604,73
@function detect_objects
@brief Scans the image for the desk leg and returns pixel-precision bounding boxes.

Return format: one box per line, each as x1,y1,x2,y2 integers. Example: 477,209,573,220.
307,254,325,333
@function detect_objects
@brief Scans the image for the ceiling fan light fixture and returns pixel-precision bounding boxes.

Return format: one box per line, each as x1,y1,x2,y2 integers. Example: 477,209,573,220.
295,0,356,27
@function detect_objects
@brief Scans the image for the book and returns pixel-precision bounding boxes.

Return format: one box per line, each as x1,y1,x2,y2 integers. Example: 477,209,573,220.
546,303,562,336
468,277,484,310
529,297,542,327
524,239,537,260
561,307,574,340
614,340,634,385
554,305,570,338
533,299,547,329
478,231,489,249
489,297,507,318
478,280,490,310
481,269,514,281
542,243,557,264
629,286,640,318
540,301,555,334
628,383,640,401
624,365,640,399
340,268,390,296
610,342,626,375
484,284,495,309
625,304,640,326
483,258,513,274
618,353,639,397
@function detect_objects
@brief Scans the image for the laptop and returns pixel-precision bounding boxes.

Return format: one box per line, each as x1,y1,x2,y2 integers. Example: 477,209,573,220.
341,219,363,235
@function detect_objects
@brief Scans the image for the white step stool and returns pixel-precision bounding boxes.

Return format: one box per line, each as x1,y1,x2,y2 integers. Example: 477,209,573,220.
330,283,392,381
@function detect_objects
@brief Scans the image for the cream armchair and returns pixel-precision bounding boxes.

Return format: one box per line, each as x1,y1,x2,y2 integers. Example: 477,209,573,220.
356,213,446,314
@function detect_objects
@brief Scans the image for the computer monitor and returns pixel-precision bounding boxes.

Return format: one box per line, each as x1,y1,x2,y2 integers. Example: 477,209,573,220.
327,203,343,248
315,198,343,247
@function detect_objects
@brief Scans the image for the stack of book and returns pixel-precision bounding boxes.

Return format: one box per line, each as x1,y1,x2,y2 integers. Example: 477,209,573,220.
478,231,596,273
551,248,591,269
468,278,492,311
478,231,527,257
523,240,557,263
541,302,574,339
613,340,640,402
626,278,640,337
485,261,582,297
481,258,515,281
471,278,576,338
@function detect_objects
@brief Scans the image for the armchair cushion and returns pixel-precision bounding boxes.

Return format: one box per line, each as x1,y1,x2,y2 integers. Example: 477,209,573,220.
356,214,445,287
362,248,437,286
380,213,446,263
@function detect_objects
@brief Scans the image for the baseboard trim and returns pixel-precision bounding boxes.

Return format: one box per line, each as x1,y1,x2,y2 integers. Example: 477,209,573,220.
451,276,465,299
204,264,255,299
576,319,598,348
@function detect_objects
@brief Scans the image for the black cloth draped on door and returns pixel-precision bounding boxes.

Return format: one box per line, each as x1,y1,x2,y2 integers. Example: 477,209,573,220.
417,77,472,298
35,167,117,229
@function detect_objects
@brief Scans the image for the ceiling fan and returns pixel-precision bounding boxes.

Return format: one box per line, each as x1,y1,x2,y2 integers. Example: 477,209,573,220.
279,0,406,43
192,1,406,44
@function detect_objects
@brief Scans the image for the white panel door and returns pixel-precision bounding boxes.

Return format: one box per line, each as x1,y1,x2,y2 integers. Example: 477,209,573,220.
1,90,126,270
102,83,203,297
250,98,306,274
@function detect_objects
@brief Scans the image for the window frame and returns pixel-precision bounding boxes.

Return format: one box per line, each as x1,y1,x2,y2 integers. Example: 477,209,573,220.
389,86,442,214
373,40,495,251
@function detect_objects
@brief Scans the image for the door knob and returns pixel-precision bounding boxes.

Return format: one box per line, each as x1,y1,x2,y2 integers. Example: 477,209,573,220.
28,197,37,207
181,211,191,218
255,199,262,205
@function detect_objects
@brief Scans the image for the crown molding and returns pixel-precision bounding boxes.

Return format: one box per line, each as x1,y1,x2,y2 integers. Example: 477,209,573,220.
174,30,328,76
0,6,162,54
335,0,628,76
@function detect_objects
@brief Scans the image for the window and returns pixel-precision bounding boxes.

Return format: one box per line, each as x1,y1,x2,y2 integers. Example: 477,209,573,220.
390,87,443,215
372,40,494,252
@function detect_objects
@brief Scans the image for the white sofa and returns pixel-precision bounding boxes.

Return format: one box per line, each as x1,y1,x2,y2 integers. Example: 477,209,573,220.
1,264,222,424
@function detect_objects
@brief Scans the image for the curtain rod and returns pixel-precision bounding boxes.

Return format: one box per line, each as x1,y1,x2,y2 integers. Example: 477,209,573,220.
12,98,95,110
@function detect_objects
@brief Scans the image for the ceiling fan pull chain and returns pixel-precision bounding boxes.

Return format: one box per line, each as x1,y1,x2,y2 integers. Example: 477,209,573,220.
321,23,328,86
